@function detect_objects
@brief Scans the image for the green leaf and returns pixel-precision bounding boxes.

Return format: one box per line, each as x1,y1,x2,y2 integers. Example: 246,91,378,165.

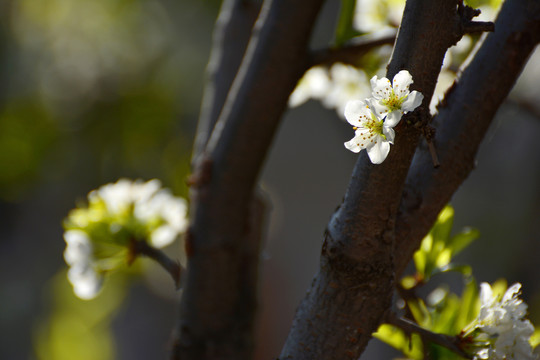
431,205,454,246
432,263,473,278
456,278,480,330
447,227,480,257
373,324,424,360
408,298,431,327
334,0,360,46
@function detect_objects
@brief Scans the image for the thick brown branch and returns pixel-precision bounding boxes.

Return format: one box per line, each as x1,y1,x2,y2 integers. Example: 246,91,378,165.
280,1,463,358
174,0,325,358
309,29,397,67
394,0,540,278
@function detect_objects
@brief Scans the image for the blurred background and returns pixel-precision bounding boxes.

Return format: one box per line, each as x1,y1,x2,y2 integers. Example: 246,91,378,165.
0,0,538,359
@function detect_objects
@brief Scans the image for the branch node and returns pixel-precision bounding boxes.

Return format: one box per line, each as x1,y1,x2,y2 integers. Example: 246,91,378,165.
186,156,213,188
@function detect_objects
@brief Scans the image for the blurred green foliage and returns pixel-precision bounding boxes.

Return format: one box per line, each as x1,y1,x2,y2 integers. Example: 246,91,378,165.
0,100,57,200
0,0,219,358
35,271,128,360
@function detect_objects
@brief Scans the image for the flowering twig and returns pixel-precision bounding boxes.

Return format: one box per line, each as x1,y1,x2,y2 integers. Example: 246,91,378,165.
128,238,182,289
386,313,472,359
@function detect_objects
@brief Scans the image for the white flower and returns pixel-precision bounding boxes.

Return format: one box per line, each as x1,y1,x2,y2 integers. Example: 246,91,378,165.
353,0,405,33
89,178,188,248
344,99,397,164
134,189,188,248
323,63,370,116
288,66,331,107
469,282,536,360
370,70,423,124
63,230,103,300
90,178,161,215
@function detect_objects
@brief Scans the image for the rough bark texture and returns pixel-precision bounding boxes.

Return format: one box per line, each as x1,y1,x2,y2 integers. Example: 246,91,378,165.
280,1,462,358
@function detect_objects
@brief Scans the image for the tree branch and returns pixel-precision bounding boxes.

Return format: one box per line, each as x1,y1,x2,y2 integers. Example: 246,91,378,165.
174,0,325,358
309,29,397,67
280,1,466,358
128,238,182,289
192,0,261,160
394,0,540,279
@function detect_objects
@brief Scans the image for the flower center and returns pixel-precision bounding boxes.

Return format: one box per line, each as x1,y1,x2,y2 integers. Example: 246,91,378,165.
382,89,407,112
365,112,385,140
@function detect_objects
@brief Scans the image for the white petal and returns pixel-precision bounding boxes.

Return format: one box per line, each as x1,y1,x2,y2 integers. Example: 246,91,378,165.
503,283,522,302
383,126,395,144
392,70,414,95
479,282,494,306
365,98,387,117
151,225,178,248
344,132,370,153
64,230,93,266
402,91,424,112
68,264,102,300
366,138,390,164
385,111,404,127
370,75,392,100
344,99,370,126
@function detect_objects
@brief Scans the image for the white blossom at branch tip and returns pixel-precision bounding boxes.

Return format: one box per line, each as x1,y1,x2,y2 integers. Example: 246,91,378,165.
469,282,536,360
343,99,395,164
89,178,188,248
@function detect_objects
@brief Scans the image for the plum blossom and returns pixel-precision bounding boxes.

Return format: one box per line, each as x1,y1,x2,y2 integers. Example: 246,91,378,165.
370,70,423,124
288,66,330,107
288,63,370,117
353,0,405,33
63,179,189,299
344,99,397,164
323,63,370,116
464,282,536,360
88,178,188,249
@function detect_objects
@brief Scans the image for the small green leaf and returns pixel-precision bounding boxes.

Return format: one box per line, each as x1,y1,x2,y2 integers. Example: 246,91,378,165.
433,263,473,278
430,205,454,245
530,328,540,348
334,0,360,46
456,278,480,330
408,298,431,327
401,275,418,290
373,324,424,360
447,227,480,257
413,249,427,278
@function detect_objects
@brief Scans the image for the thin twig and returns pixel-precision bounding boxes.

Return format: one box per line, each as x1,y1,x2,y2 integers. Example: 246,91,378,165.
129,238,182,289
386,314,472,359
309,29,397,67
463,21,495,34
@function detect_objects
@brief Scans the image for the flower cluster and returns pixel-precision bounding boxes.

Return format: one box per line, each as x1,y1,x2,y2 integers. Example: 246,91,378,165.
463,282,536,360
344,70,423,164
63,179,188,299
288,63,370,116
